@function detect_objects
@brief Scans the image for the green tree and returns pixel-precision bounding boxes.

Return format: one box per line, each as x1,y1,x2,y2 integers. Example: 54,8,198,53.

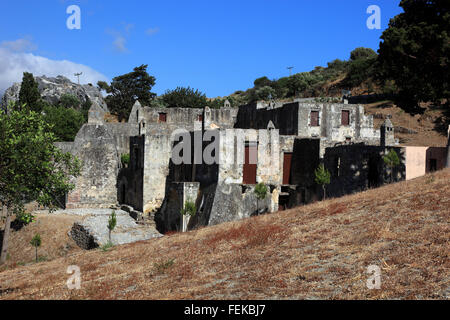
254,76,273,88
383,149,401,183
377,0,450,112
254,183,268,215
350,47,378,61
314,164,331,200
59,94,80,109
30,233,41,263
162,86,208,109
100,65,156,121
18,72,41,112
107,210,117,243
0,103,81,264
42,104,85,142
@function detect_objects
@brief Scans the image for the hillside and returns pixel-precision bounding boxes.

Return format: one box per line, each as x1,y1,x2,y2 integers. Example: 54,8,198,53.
0,169,449,300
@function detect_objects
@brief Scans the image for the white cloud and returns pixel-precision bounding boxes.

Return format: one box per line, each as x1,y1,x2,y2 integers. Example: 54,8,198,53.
112,35,128,53
0,46,108,96
107,23,134,53
1,37,37,52
146,27,160,36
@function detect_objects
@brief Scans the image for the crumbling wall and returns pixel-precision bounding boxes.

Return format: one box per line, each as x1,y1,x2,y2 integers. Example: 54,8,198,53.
65,123,119,209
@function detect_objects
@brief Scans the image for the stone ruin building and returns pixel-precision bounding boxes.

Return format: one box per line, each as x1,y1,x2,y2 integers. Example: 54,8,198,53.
55,98,417,234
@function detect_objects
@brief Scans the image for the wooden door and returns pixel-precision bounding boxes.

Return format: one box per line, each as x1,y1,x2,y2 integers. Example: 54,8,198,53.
243,145,257,184
283,153,292,185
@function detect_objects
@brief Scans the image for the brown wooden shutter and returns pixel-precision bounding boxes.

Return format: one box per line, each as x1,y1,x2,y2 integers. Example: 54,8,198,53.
341,110,350,126
243,144,257,185
283,153,292,185
159,113,167,122
311,111,319,126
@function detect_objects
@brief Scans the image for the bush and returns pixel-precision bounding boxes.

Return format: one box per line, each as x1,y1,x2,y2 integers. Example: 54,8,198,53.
42,104,85,141
162,86,207,109
59,94,80,109
121,154,130,167
180,200,196,217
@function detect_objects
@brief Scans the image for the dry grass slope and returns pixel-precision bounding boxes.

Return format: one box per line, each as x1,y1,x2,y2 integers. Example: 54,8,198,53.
0,169,449,300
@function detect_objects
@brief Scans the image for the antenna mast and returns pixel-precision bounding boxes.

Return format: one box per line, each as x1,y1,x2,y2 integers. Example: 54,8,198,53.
287,66,294,77
74,72,83,84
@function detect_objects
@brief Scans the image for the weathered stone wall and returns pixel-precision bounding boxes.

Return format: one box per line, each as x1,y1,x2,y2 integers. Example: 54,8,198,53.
65,123,119,209
234,101,381,145
142,133,173,213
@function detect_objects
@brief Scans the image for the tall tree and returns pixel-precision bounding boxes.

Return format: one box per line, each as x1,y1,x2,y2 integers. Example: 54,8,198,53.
378,0,450,112
99,65,156,121
0,103,81,264
18,72,42,112
162,86,207,109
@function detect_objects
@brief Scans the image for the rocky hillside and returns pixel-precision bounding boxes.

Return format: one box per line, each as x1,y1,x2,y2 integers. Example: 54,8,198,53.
0,169,448,300
1,75,108,111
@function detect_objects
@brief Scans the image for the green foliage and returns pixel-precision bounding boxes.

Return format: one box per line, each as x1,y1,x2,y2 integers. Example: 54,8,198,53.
153,258,175,274
344,56,377,88
18,72,41,112
107,210,117,243
180,200,196,217
30,233,41,248
30,233,42,263
383,149,401,182
315,164,331,200
59,94,80,109
101,65,156,121
254,76,273,88
121,153,130,167
17,211,35,225
0,102,81,215
42,104,85,142
377,0,450,112
350,47,378,61
162,86,207,109
100,241,114,252
108,210,117,232
383,149,400,168
254,183,268,200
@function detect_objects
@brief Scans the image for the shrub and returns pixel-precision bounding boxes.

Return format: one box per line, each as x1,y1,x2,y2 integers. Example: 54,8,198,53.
42,104,85,142
107,210,117,242
121,154,130,167
30,233,42,262
180,200,196,217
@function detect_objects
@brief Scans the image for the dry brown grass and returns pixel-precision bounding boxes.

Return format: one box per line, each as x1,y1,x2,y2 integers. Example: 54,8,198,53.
363,101,448,147
0,169,449,300
0,214,82,270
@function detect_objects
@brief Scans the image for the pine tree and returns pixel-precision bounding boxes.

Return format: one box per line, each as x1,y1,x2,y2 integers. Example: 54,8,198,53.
30,233,41,263
314,164,331,200
18,72,42,112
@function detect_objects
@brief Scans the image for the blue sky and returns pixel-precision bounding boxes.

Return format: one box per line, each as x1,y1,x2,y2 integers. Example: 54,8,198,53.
0,0,403,97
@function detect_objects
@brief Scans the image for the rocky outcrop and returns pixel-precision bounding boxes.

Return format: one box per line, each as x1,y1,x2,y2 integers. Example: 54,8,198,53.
65,209,162,249
1,75,108,111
